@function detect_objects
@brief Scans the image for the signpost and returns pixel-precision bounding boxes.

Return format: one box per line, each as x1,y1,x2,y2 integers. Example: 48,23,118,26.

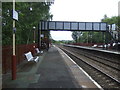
12,0,18,80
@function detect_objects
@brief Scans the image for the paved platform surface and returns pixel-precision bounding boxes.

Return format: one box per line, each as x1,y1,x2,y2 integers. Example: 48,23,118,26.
2,45,101,89
28,46,80,88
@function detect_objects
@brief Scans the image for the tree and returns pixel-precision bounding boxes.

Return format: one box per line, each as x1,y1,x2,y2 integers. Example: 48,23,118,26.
72,31,78,43
101,15,120,42
2,2,53,45
101,15,118,25
2,2,13,45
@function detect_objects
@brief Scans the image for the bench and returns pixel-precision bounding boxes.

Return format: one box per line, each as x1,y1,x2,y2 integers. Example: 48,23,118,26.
35,48,43,54
24,51,39,62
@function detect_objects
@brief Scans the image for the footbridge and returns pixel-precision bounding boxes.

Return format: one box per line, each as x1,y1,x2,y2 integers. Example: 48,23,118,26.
39,21,108,31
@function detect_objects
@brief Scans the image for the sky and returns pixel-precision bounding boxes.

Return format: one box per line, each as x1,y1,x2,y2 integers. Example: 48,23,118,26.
50,0,120,41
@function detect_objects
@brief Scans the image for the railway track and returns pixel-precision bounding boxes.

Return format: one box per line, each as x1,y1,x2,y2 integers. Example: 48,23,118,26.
58,45,120,89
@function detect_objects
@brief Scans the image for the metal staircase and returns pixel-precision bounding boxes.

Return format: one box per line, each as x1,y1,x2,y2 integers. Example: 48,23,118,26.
108,24,119,42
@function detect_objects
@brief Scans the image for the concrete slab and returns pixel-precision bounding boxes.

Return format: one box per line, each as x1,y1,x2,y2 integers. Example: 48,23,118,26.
2,54,45,88
28,46,80,88
2,45,102,89
56,46,102,89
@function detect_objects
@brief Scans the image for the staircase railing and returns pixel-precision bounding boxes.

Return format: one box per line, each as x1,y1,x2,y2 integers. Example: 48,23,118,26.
107,24,119,42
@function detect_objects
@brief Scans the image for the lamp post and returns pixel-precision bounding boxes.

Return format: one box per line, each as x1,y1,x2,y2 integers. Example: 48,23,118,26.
30,7,32,11
27,7,32,44
33,26,36,54
33,26,36,43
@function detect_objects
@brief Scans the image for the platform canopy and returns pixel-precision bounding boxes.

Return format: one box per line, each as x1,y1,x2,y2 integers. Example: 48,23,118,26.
39,21,108,31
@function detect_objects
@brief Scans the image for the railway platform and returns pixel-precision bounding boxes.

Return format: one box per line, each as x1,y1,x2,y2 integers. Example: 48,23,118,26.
2,45,102,89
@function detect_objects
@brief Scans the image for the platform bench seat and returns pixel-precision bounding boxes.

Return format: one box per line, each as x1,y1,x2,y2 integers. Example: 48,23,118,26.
25,52,39,62
35,48,43,54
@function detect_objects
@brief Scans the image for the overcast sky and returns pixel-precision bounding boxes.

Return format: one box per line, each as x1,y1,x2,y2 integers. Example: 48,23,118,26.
50,0,120,40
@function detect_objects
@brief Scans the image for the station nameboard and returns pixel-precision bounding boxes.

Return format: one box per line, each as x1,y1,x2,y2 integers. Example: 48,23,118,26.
13,10,18,21
39,21,108,31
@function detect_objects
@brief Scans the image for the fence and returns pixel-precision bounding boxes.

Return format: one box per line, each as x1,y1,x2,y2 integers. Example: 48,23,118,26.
71,43,107,46
72,43,94,46
2,43,38,74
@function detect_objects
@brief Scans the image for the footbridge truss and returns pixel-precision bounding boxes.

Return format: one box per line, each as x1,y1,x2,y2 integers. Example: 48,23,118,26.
39,21,108,31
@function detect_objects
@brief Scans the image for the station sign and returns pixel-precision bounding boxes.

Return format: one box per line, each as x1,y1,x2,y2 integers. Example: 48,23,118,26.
41,34,44,37
13,10,18,21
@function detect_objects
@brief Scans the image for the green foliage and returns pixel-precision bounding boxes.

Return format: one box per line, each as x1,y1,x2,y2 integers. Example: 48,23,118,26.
101,14,119,26
51,39,73,44
101,15,120,41
71,15,119,43
2,2,53,46
77,32,105,43
2,2,13,45
117,16,120,30
71,31,112,44
72,31,79,43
